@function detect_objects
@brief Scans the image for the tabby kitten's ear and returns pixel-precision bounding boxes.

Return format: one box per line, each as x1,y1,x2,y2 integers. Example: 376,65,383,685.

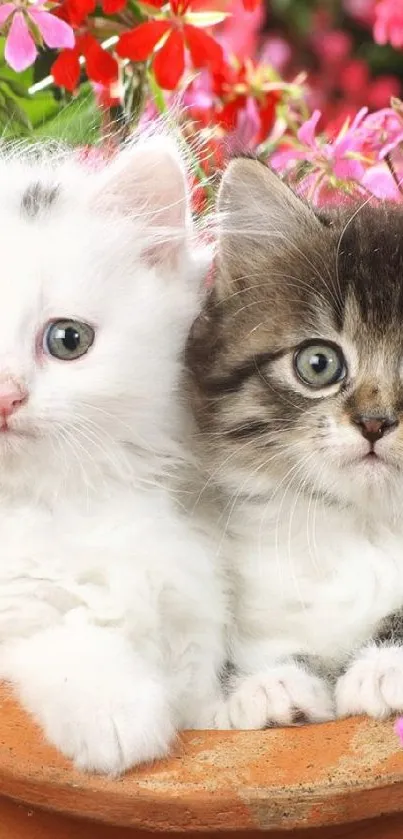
216,157,322,291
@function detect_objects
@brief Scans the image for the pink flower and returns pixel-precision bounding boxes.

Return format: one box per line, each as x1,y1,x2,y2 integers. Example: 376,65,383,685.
259,36,291,74
361,162,402,200
218,0,262,61
0,1,74,72
359,108,403,159
343,0,376,28
340,59,369,103
395,717,403,744
373,0,403,49
273,108,368,182
314,30,352,67
367,76,401,110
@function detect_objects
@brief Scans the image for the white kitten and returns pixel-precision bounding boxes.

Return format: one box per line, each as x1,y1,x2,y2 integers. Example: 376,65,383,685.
0,137,225,773
185,157,403,729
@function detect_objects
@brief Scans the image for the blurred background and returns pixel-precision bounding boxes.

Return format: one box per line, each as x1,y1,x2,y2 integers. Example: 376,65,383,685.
0,0,400,142
1,0,402,205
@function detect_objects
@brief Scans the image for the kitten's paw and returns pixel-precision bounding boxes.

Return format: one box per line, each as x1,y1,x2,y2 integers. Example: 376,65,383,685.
336,645,403,719
41,675,174,775
1,627,175,775
214,663,334,730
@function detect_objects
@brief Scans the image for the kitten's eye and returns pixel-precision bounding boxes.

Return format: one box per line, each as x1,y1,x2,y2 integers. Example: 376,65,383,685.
44,320,94,361
294,342,346,388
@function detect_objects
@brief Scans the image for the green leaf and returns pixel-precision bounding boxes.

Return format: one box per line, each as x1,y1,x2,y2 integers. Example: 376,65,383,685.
32,87,101,144
0,77,31,99
3,96,32,130
148,70,167,114
127,0,145,20
0,105,28,134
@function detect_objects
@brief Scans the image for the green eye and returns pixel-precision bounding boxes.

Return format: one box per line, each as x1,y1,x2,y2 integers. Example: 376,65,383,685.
294,342,346,388
44,320,94,361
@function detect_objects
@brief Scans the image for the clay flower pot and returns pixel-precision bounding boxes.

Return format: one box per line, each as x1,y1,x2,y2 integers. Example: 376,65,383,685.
0,685,403,838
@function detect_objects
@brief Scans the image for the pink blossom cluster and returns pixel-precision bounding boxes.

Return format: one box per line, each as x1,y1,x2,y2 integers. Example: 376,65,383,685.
270,104,403,206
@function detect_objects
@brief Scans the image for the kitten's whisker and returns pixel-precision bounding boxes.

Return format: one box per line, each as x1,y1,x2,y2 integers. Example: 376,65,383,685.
191,435,268,511
268,450,318,601
51,424,99,495
216,442,302,542
70,420,134,483
285,461,317,608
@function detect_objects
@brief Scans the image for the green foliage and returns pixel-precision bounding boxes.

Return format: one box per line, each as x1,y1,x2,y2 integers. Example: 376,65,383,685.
0,37,100,144
32,87,101,143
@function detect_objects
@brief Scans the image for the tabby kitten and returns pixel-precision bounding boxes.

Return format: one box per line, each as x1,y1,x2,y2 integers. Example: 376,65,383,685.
186,156,403,728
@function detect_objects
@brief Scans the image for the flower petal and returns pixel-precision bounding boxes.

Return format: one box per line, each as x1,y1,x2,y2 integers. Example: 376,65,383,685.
0,4,15,26
217,100,242,130
83,37,119,85
52,48,81,91
29,10,75,49
5,12,37,72
62,0,95,26
362,163,402,200
102,0,126,11
297,110,321,147
183,23,222,70
170,0,191,15
242,0,261,11
258,92,279,142
116,20,171,61
349,106,369,133
153,30,184,90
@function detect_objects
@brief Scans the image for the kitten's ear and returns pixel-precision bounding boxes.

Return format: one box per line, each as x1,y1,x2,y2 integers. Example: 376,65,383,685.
216,157,322,289
92,139,190,267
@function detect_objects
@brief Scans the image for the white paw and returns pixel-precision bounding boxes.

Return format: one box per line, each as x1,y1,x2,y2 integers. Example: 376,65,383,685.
214,663,334,730
1,627,175,775
336,645,403,719
40,674,174,774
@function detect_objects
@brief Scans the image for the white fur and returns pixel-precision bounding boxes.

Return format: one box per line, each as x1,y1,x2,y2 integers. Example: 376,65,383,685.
336,645,403,719
217,458,403,726
0,137,224,773
214,664,333,729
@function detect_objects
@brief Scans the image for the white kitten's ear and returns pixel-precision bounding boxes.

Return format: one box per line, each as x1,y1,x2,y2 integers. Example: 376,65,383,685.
216,157,322,287
92,139,190,267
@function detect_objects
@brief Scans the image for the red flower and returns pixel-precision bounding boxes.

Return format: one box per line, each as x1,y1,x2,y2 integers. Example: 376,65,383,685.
116,0,223,90
241,0,261,11
52,33,118,91
102,0,127,12
52,48,81,91
58,0,126,26
211,59,280,143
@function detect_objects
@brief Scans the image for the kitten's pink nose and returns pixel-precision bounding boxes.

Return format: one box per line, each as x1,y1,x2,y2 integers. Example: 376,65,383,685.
353,413,398,444
0,380,27,419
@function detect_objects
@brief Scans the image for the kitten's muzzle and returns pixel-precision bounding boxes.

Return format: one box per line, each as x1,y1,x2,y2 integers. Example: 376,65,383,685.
352,414,399,445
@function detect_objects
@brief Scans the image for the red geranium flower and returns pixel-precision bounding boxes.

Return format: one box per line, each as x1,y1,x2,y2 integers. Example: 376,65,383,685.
58,0,126,27
116,0,223,90
241,0,260,11
52,33,118,91
212,58,281,143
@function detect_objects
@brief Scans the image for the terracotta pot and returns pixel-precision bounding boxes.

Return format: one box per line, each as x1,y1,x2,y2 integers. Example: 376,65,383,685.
0,686,403,837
